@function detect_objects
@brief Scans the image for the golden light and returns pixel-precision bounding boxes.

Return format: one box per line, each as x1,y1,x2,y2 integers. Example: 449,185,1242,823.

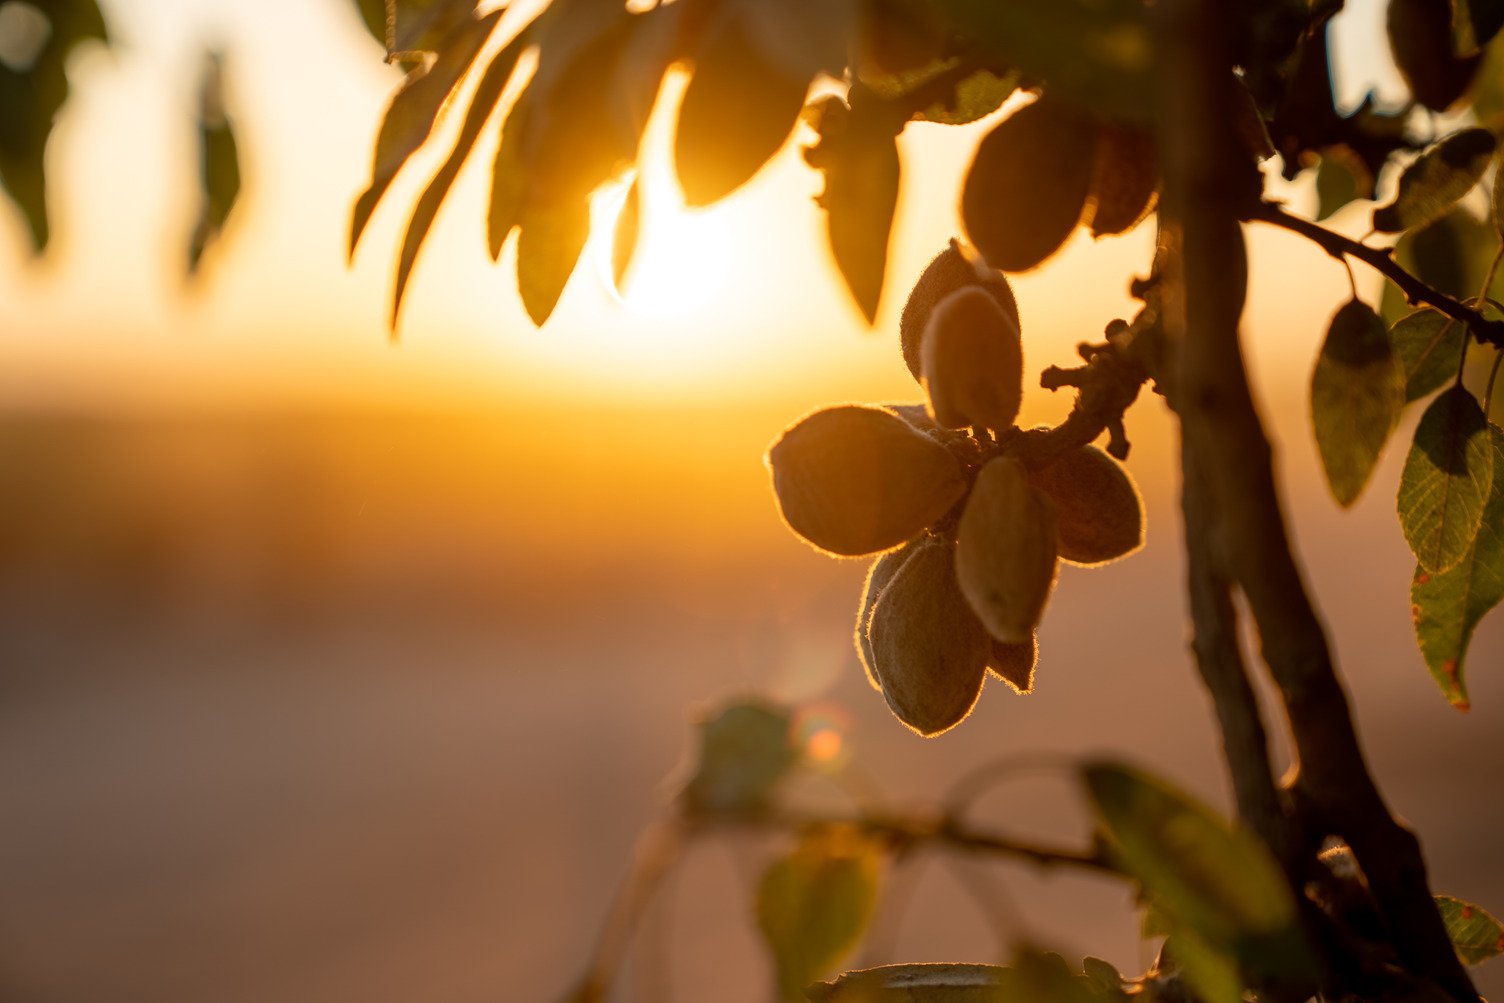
591,173,732,319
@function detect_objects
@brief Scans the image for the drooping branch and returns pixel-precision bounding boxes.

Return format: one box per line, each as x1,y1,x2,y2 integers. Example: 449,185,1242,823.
1158,2,1480,1001
1251,202,1504,349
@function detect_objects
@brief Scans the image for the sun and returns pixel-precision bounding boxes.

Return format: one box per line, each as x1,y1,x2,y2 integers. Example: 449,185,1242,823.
591,172,732,319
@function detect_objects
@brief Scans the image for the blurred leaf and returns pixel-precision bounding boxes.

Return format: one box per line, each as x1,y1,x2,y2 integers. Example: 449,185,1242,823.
1388,0,1483,111
803,87,903,323
1398,386,1495,573
912,68,1017,126
1391,309,1467,403
349,8,502,257
188,52,240,275
390,29,530,328
1083,762,1315,981
353,0,386,45
939,0,1155,123
610,174,639,294
1412,425,1504,709
1468,0,1504,46
961,94,1097,272
1435,894,1504,963
674,9,814,207
353,0,478,55
1162,926,1244,1003
806,963,1012,1003
1373,128,1496,233
516,197,590,325
0,0,108,252
757,825,882,1001
683,699,798,814
1311,299,1403,507
1315,148,1363,221
1080,958,1123,995
1086,123,1157,238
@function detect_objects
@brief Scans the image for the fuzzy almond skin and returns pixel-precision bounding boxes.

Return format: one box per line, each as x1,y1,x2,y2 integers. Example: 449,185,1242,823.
1027,444,1143,566
955,457,1059,643
988,634,1036,694
868,539,990,736
855,539,923,692
769,406,966,556
899,240,1020,382
920,286,1024,432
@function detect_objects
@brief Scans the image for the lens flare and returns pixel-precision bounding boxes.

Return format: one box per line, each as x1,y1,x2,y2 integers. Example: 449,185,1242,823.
592,175,731,319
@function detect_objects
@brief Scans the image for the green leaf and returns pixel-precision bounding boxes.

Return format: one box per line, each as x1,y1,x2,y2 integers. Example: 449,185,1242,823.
1398,386,1495,573
938,0,1155,123
1373,128,1497,233
683,699,798,814
390,30,529,329
0,0,109,252
1391,310,1468,403
1080,958,1124,995
1412,424,1504,709
188,52,240,275
757,825,881,1001
1162,927,1244,1003
913,68,1018,126
803,87,903,323
1311,299,1404,507
1315,150,1361,221
350,8,502,257
353,0,476,55
515,198,590,326
1083,762,1315,979
1435,894,1504,964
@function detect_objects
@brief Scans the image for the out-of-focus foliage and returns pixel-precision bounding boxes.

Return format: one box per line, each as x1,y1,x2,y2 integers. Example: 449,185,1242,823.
188,52,241,274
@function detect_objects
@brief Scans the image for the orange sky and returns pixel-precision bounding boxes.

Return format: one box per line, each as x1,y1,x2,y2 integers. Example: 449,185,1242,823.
0,0,1434,416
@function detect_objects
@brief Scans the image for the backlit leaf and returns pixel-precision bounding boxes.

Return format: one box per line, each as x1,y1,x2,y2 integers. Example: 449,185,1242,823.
1388,0,1482,111
1469,0,1504,46
1083,761,1313,979
683,699,797,815
1373,128,1497,233
390,30,529,328
350,8,502,256
1391,309,1467,403
1411,425,1504,708
804,88,903,323
1435,894,1504,963
961,94,1097,272
188,52,240,275
0,0,109,252
1398,386,1495,573
1315,148,1362,221
1162,926,1244,1003
757,825,881,1001
912,68,1017,126
516,197,590,326
1311,299,1404,506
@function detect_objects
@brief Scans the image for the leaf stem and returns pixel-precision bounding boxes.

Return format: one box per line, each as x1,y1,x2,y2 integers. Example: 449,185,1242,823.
1251,202,1504,349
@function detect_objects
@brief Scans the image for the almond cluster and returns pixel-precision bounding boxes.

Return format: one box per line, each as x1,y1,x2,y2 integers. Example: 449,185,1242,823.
767,241,1145,736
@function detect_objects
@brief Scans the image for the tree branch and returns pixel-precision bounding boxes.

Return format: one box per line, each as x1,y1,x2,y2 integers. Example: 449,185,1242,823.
1251,202,1504,349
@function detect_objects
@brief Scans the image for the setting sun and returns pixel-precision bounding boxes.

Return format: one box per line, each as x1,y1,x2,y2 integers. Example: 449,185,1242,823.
593,173,731,319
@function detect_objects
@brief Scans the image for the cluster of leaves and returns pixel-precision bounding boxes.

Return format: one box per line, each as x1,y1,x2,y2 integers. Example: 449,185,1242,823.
568,696,1502,1003
0,1,240,272
766,240,1146,736
1308,123,1504,710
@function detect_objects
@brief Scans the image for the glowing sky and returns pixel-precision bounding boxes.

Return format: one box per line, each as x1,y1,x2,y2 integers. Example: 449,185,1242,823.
0,0,1419,414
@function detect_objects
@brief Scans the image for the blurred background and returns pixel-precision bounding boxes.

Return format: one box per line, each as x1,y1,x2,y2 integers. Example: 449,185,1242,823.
0,0,1499,1000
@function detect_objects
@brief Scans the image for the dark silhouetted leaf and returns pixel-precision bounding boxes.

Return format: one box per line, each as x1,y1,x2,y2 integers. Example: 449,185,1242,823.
1083,762,1316,987
911,68,1017,126
353,0,478,55
853,0,947,81
674,16,811,207
350,8,502,257
1469,0,1504,46
757,825,881,1001
939,0,1155,123
804,87,904,323
683,699,797,814
1161,926,1244,1003
1311,299,1403,506
961,94,1097,272
610,175,640,294
0,0,108,252
1086,123,1156,237
390,30,529,329
188,52,240,275
1435,894,1504,963
1315,148,1364,221
1412,425,1504,709
1379,208,1502,325
1391,309,1467,403
1398,386,1495,573
1388,0,1482,111
1373,128,1497,233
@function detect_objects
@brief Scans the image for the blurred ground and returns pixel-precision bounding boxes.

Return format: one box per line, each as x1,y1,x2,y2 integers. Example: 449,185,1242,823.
0,401,1498,1003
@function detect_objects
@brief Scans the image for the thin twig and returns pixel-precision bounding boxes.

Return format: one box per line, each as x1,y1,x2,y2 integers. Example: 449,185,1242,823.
1251,202,1504,349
